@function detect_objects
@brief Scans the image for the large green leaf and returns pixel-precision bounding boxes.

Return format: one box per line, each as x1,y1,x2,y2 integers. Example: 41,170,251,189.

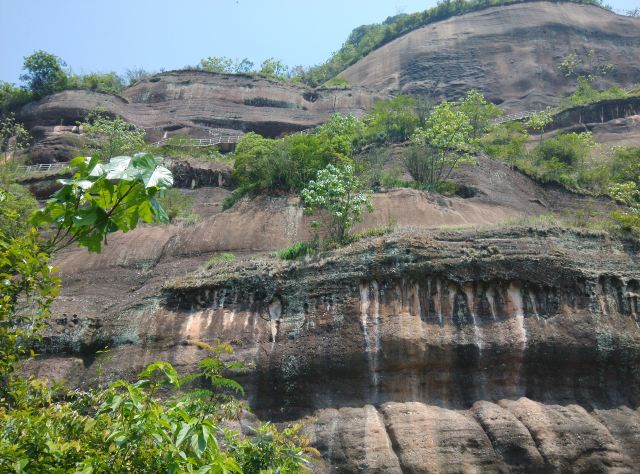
144,164,173,188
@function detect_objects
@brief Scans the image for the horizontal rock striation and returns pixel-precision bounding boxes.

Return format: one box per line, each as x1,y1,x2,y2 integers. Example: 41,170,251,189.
165,228,640,413
30,227,640,471
16,72,383,141
341,2,640,112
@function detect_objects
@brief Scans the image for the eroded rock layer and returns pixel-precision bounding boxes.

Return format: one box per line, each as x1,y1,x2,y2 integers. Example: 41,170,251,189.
33,228,640,472
16,72,382,142
341,2,640,111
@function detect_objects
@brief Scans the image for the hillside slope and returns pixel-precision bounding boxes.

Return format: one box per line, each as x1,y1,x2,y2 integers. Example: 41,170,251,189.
341,2,640,111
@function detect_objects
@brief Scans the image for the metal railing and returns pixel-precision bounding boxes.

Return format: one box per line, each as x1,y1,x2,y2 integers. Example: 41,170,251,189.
152,135,243,147
491,110,540,124
15,163,69,175
153,127,317,147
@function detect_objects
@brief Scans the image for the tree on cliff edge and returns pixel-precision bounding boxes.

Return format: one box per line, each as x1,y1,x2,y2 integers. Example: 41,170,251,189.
20,50,68,98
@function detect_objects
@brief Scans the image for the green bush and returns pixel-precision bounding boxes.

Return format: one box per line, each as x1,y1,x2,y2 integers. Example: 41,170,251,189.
610,146,640,185
0,82,32,112
561,77,628,109
524,132,597,189
229,115,363,206
67,72,124,95
0,184,38,239
362,95,419,144
157,188,195,223
277,241,317,260
481,121,528,166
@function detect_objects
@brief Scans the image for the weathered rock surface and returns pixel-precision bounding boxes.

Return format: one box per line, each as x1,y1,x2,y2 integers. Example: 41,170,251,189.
341,2,640,111
29,226,640,471
549,97,640,148
16,72,383,143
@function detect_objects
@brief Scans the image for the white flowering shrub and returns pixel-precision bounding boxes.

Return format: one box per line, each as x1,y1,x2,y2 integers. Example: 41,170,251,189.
301,164,373,243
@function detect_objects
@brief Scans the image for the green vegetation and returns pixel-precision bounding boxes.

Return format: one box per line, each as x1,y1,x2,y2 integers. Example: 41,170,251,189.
197,56,299,82
525,111,553,143
66,71,125,95
0,82,31,113
363,95,420,144
404,92,496,190
561,77,629,109
301,164,373,244
0,151,312,471
206,252,237,268
80,111,147,161
277,241,317,260
302,0,611,86
1,52,142,112
157,188,197,224
0,113,30,165
524,132,598,189
33,154,173,252
480,120,527,167
230,114,363,201
157,138,228,163
0,183,38,239
19,50,68,98
555,49,637,110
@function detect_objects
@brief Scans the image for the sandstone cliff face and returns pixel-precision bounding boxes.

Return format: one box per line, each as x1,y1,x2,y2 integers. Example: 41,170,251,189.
16,72,383,142
33,228,640,472
341,2,640,112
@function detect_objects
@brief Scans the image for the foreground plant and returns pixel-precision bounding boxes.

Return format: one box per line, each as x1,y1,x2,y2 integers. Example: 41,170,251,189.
0,153,313,472
33,153,172,252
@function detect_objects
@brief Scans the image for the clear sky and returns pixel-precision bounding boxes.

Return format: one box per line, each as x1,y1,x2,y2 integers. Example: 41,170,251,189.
1,0,637,84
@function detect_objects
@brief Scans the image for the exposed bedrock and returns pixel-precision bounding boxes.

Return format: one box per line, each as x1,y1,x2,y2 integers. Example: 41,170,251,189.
341,2,640,112
164,231,640,415
551,97,640,131
15,72,383,140
31,228,640,471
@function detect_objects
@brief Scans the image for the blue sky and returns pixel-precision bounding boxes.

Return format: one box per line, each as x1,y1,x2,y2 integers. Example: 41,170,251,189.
1,0,637,84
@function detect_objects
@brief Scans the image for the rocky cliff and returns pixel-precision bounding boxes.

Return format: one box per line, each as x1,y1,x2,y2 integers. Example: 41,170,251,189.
16,72,382,143
31,227,640,472
341,2,640,112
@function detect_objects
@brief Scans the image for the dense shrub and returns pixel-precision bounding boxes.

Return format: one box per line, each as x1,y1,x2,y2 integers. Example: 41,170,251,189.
480,121,528,166
405,100,476,189
609,146,640,185
157,188,196,224
229,114,363,205
277,241,317,260
561,77,628,109
0,184,38,239
362,95,419,144
67,72,125,95
524,132,597,189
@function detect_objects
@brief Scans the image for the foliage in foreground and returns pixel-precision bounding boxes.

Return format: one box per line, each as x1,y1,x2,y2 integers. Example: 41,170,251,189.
33,153,173,253
0,348,313,473
0,153,312,471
